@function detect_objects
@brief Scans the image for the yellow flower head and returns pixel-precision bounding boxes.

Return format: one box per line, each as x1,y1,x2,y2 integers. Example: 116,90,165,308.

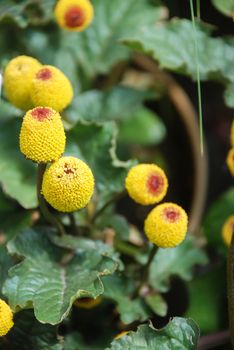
231,120,234,147
74,297,102,309
226,148,234,177
144,202,188,248
3,55,42,110
42,156,95,212
30,65,73,112
20,107,66,163
54,0,94,32
114,331,129,340
222,215,234,246
0,299,14,336
125,164,168,205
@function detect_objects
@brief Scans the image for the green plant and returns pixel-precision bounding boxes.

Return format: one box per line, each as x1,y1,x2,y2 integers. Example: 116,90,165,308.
1,0,234,349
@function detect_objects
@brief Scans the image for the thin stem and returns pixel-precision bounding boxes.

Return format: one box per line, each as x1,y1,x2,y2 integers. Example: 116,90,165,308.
198,330,230,350
227,231,234,347
189,0,204,155
133,245,158,299
91,190,126,224
196,0,200,19
37,164,65,236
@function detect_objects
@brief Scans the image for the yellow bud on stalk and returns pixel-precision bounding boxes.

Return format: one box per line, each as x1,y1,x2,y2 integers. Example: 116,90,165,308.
222,215,234,246
30,65,73,112
125,164,168,205
20,107,66,163
54,0,94,32
42,156,95,212
0,299,14,336
3,55,42,110
144,203,188,248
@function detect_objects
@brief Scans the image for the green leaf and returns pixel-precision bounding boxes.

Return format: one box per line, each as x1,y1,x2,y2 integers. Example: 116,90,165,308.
103,275,150,324
0,117,37,209
212,0,234,16
0,310,63,350
0,245,14,298
64,0,165,78
0,209,32,240
3,228,122,324
224,82,234,108
118,107,166,146
97,212,130,241
0,0,54,28
65,87,150,127
149,237,208,292
123,19,234,82
107,318,200,350
185,265,226,334
66,121,136,199
203,188,234,254
145,293,167,317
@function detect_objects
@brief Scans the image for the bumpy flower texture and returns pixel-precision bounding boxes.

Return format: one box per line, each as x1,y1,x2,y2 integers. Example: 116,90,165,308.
30,65,73,111
0,299,14,336
226,148,234,177
42,156,95,212
144,203,188,248
222,215,234,246
20,107,66,163
54,0,94,32
4,55,41,110
125,164,168,205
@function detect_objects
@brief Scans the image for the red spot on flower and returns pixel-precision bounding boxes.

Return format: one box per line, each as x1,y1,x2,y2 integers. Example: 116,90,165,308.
36,68,52,81
163,206,180,223
64,6,85,28
31,107,53,121
64,164,75,175
147,173,164,195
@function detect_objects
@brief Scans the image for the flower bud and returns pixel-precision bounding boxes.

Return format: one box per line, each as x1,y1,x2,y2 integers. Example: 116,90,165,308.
42,156,95,212
54,0,94,32
222,215,234,246
144,203,188,248
4,55,41,110
125,164,168,205
0,299,14,336
20,107,66,163
30,65,73,111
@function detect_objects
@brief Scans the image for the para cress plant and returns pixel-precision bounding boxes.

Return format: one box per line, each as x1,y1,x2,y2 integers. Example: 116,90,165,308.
0,0,214,348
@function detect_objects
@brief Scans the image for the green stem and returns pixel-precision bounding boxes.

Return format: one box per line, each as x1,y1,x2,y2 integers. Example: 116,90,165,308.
91,190,126,224
227,231,234,347
196,0,200,19
37,164,65,236
133,245,158,299
189,0,204,155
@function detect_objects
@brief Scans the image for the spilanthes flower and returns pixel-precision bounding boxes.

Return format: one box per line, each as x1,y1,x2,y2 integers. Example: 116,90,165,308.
3,55,42,110
20,107,66,163
125,164,168,205
74,297,102,309
42,156,95,212
227,148,234,177
54,0,94,32
144,202,188,248
222,215,234,246
0,299,14,336
30,65,73,112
